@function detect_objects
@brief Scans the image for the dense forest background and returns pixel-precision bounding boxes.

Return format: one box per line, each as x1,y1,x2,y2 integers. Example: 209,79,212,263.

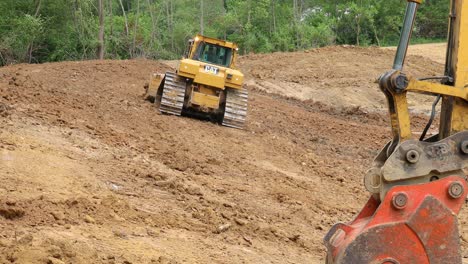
0,0,449,65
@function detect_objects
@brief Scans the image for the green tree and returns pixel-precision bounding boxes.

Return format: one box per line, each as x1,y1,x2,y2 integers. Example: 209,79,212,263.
0,0,451,65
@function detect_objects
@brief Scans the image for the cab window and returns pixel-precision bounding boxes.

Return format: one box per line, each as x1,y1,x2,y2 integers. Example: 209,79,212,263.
194,42,232,67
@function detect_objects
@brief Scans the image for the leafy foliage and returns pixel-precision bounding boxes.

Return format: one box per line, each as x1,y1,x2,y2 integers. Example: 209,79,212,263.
0,0,450,65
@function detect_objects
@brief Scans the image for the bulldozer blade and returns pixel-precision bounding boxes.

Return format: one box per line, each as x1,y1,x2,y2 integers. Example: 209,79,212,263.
144,73,164,102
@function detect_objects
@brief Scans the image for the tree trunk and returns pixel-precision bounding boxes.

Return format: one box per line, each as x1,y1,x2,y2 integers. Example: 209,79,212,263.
293,0,300,48
170,1,174,51
97,0,105,60
132,0,140,57
356,16,361,46
72,0,78,29
373,26,381,46
247,0,251,25
34,0,42,16
166,0,174,52
200,0,204,35
146,0,156,48
0,51,6,66
271,0,276,35
27,0,43,63
222,0,227,39
118,0,129,37
108,0,113,36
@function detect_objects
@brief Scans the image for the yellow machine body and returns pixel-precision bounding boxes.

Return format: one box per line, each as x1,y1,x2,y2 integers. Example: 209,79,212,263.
384,0,468,143
148,35,248,129
177,35,244,110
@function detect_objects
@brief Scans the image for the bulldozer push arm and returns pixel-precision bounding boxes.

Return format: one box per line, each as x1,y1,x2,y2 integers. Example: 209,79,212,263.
324,0,468,263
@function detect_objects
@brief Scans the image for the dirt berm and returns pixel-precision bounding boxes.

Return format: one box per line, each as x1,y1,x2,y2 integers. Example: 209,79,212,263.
1,44,467,264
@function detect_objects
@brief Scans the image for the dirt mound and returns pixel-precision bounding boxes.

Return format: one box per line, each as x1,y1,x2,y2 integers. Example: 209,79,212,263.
239,45,444,114
0,45,467,263
382,43,447,64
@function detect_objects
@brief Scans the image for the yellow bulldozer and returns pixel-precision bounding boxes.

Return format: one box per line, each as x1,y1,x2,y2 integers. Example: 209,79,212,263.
145,35,247,129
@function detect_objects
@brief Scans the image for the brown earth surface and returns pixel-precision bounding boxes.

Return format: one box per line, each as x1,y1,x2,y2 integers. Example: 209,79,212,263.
383,43,447,64
240,45,447,114
1,44,467,264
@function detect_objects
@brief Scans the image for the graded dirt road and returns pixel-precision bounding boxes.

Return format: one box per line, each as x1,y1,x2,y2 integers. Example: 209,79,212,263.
1,44,466,264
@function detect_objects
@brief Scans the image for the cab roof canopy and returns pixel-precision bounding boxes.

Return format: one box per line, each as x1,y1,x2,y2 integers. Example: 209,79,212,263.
194,34,238,50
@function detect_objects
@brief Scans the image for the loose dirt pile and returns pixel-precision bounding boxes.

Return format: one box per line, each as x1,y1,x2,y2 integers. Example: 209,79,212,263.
383,43,447,64
1,45,467,264
239,45,444,114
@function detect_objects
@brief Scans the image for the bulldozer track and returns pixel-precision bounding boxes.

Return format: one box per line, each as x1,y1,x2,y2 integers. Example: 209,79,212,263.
222,88,248,129
159,71,186,115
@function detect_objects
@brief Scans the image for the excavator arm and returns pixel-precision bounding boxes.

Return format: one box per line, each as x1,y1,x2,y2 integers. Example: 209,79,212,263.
324,0,468,263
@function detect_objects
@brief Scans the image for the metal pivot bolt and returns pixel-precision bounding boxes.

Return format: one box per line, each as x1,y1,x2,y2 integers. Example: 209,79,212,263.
448,182,464,199
391,73,409,93
392,192,408,210
406,149,420,163
461,140,468,154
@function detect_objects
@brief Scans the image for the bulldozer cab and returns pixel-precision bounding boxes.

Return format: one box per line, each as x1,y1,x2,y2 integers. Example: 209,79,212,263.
194,42,232,67
184,35,238,69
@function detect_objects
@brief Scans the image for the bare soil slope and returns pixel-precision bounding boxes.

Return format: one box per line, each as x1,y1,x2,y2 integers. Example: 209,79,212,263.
383,43,447,64
0,45,466,264
239,45,444,114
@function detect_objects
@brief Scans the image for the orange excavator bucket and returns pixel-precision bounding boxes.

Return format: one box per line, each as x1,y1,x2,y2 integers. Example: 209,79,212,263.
324,176,466,263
